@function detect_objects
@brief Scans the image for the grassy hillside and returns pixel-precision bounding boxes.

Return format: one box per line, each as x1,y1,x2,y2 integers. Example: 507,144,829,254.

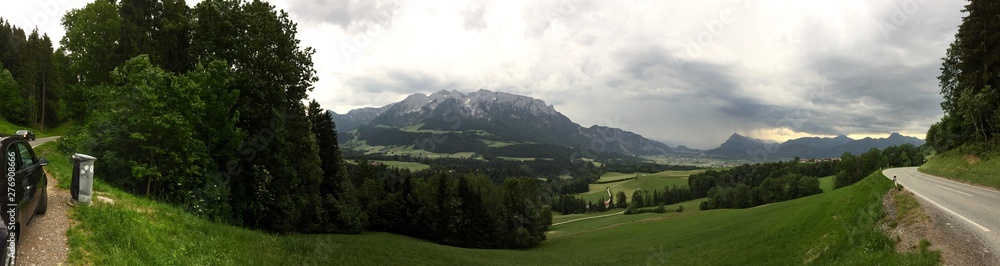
577,170,703,203
819,175,834,192
919,150,1000,189
0,116,72,137
33,141,937,265
373,160,431,171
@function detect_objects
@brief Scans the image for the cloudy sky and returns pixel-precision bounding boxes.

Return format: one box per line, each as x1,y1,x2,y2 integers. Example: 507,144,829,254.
1,0,967,149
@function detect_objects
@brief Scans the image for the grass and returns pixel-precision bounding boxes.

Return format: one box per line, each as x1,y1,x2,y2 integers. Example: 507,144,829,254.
497,156,547,162
373,160,431,171
0,116,72,138
250,172,939,265
482,139,515,147
551,209,622,224
35,142,937,265
344,142,481,160
891,189,930,226
577,170,704,204
919,150,1000,189
595,172,638,183
0,116,27,136
819,175,834,192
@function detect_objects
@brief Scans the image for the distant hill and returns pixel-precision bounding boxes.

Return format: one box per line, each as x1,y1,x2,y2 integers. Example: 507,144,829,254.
826,133,926,157
705,133,778,158
708,133,925,159
334,89,674,156
329,105,394,132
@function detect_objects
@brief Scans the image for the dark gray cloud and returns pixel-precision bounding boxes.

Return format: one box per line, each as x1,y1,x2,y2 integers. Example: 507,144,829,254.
299,0,968,148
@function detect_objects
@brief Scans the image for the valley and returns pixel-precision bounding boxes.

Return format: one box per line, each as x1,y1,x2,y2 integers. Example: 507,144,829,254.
1,0,995,265
335,90,928,168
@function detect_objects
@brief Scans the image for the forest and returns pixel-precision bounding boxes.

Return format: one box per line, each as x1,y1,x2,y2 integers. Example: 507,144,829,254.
0,0,583,249
926,1,1000,155
0,19,65,129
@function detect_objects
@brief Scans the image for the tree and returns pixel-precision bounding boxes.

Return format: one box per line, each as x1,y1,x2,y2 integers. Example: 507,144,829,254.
0,68,26,122
190,0,323,232
616,191,627,209
308,101,348,194
70,55,231,220
733,185,751,208
930,0,1000,152
500,177,547,248
61,0,123,87
631,190,644,208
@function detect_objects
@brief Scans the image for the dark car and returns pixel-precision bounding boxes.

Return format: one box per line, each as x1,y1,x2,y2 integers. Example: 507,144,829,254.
0,137,48,265
12,131,33,142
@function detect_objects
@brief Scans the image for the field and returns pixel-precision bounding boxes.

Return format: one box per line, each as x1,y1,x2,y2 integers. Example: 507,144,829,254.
326,173,934,265
576,170,704,204
346,142,480,160
35,143,936,265
819,175,834,192
373,160,431,171
919,150,1000,189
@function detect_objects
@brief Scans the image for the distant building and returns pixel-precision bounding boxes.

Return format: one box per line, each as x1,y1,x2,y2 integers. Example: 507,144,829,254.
799,158,841,163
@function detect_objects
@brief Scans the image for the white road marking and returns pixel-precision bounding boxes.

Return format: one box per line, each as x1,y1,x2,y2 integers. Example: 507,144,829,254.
935,184,974,197
908,185,991,232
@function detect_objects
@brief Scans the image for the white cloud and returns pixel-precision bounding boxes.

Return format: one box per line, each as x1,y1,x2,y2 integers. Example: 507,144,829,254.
1,0,968,149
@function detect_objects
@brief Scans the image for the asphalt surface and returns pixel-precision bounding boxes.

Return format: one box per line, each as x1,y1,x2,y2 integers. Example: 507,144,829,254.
29,136,60,148
883,167,1000,255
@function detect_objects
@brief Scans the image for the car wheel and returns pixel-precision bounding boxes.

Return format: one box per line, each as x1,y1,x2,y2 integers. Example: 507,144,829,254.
36,186,47,215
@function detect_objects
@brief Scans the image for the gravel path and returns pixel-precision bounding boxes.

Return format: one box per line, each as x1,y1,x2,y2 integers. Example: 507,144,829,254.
882,187,997,265
18,172,70,265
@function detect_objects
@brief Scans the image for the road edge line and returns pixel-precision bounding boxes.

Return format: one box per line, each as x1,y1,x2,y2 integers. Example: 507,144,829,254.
908,186,992,232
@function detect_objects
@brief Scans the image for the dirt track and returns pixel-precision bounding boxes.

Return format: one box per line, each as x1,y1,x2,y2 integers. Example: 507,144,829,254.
18,173,71,265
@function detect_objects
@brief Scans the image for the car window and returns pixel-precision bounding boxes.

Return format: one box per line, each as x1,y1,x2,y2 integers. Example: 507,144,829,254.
14,131,25,135
4,144,16,173
14,143,34,169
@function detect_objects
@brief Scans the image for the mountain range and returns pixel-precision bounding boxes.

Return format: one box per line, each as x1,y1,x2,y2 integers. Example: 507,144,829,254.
332,89,925,160
706,133,925,159
332,89,673,156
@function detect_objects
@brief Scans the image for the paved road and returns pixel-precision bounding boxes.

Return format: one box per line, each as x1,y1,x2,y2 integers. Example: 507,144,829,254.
883,167,1000,255
29,136,60,148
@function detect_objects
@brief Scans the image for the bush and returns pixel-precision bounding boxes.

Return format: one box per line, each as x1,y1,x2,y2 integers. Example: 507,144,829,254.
624,204,669,215
68,56,236,221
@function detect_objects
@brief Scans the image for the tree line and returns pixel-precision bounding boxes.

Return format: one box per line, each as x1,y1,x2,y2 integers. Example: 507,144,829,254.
341,161,551,248
551,144,925,215
40,0,556,249
52,0,359,234
552,184,695,215
833,144,924,189
696,144,924,210
927,0,1000,154
0,19,66,129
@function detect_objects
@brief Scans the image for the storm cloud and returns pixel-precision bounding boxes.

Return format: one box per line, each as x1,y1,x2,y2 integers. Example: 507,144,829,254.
285,0,967,149
1,0,965,149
